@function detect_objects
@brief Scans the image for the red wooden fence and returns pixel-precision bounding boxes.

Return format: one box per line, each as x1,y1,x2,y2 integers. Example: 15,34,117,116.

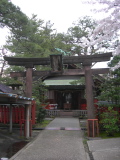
0,100,36,125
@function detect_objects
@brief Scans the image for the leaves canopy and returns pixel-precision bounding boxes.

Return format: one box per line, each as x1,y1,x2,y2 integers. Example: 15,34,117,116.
0,0,29,30
98,56,120,107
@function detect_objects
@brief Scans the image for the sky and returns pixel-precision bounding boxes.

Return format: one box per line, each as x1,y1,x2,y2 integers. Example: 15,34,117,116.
0,0,109,68
11,0,96,33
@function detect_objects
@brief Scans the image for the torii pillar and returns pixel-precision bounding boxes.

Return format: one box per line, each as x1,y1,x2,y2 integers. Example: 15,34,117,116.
25,65,33,138
83,62,95,119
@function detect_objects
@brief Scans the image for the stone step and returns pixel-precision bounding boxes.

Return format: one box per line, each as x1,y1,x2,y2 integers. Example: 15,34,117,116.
59,111,73,116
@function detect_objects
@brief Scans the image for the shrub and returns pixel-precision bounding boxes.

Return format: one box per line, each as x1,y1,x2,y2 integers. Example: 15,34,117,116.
100,107,119,136
37,107,46,123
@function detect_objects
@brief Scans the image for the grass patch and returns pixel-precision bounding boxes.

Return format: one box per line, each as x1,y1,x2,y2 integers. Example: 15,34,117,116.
83,139,87,145
34,119,52,128
99,131,120,139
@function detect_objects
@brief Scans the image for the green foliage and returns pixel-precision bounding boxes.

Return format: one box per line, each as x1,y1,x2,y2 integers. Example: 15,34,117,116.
0,76,22,85
32,80,48,106
100,107,119,136
54,33,72,56
5,66,25,73
34,119,51,128
4,14,98,58
96,56,120,136
98,64,120,108
99,131,120,139
37,107,46,123
5,15,47,57
0,0,28,29
1,0,57,57
67,16,97,55
5,17,59,57
108,56,120,68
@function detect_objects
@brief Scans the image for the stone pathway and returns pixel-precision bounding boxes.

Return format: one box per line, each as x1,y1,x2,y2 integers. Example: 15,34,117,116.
10,117,87,160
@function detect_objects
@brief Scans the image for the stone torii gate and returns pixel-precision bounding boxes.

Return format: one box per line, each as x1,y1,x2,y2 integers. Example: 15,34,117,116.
4,52,112,137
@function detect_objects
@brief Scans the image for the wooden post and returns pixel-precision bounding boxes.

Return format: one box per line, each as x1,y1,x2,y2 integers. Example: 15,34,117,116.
25,67,33,138
25,104,30,138
84,65,95,119
50,54,63,72
25,67,33,98
9,105,12,133
83,63,96,137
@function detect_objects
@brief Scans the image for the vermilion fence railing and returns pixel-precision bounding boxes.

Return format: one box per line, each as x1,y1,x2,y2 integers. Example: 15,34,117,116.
0,100,36,125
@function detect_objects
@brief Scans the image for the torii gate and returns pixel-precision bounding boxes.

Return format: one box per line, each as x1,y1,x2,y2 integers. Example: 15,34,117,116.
4,52,112,137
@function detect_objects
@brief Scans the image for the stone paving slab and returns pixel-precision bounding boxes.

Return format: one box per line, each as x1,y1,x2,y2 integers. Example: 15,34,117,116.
10,118,87,160
47,117,81,128
87,138,120,160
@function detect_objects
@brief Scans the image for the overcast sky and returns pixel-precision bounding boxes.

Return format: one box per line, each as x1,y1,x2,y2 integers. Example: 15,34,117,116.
11,0,96,33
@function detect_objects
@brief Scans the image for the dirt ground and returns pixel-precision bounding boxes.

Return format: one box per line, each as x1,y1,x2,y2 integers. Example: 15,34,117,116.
0,128,41,159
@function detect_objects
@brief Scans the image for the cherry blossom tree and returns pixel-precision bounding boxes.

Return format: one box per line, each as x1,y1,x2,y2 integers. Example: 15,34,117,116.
82,0,120,69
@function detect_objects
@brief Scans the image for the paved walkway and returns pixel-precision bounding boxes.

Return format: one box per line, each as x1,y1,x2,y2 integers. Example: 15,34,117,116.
10,117,87,160
87,138,120,160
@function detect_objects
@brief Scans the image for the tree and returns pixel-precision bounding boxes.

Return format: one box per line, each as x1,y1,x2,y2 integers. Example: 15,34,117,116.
67,16,97,56
0,48,7,76
0,1,55,57
55,16,111,58
98,56,120,107
5,15,45,57
0,0,29,31
32,80,48,105
97,55,120,135
96,56,120,134
6,16,73,58
83,0,120,68
53,33,73,56
0,0,30,74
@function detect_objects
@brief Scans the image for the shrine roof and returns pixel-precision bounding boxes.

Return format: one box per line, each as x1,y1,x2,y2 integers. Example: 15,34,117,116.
44,75,84,85
0,92,34,105
0,83,13,93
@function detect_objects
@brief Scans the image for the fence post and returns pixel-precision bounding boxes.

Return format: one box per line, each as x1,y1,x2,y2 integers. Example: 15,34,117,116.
9,105,13,133
87,119,99,137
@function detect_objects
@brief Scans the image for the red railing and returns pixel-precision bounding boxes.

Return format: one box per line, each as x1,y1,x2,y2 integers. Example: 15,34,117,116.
0,100,36,125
